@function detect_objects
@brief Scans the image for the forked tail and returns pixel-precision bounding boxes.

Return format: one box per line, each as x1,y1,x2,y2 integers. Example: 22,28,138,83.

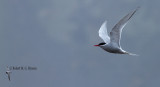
125,52,139,56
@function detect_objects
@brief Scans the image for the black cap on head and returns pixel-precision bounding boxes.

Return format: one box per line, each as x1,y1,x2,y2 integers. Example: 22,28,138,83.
98,42,106,45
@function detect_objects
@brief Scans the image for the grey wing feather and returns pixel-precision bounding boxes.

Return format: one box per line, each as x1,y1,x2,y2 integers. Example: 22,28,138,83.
99,21,110,44
110,7,139,47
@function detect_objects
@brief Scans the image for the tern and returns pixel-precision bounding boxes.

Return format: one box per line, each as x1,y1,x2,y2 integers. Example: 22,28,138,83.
6,66,11,81
94,7,139,56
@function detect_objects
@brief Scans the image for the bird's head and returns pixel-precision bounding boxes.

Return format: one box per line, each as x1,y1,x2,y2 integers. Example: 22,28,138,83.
94,42,106,46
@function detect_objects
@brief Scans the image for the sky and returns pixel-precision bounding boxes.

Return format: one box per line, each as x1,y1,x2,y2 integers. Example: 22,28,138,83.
0,0,160,87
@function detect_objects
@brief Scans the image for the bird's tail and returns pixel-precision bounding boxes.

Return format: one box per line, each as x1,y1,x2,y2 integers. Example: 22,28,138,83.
125,52,139,56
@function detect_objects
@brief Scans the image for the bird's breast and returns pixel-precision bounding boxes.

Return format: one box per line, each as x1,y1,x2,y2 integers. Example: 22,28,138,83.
100,44,123,54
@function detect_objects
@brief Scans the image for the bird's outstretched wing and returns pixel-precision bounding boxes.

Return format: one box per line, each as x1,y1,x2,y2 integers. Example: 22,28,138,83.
99,21,110,44
110,7,139,47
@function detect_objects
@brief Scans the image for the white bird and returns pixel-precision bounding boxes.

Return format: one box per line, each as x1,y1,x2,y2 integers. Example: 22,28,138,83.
6,66,11,81
94,7,139,56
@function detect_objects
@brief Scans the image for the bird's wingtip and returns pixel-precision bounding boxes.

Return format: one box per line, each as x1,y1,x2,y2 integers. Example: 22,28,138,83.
103,20,107,24
135,6,141,11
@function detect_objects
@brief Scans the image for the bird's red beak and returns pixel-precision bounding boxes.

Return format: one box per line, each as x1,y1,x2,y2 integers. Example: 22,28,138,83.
94,45,99,46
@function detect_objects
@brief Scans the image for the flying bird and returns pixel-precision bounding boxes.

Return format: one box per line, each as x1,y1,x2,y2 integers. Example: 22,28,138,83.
94,7,139,56
6,66,11,81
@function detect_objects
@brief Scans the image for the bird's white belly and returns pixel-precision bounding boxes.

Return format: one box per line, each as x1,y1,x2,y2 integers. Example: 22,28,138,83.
100,43,124,54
